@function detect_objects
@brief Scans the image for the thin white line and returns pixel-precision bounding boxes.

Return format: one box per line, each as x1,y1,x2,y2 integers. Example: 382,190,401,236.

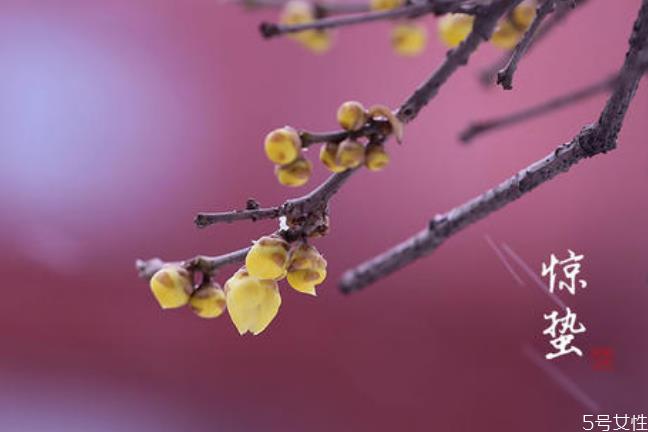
501,242,567,311
523,345,600,412
484,234,526,286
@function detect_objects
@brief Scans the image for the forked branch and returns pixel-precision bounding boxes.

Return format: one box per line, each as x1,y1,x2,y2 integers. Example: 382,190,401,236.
136,0,523,281
341,0,648,293
496,0,560,90
480,0,588,85
259,0,483,39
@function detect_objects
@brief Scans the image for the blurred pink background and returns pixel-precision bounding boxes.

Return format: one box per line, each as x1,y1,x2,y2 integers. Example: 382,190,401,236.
1,0,646,430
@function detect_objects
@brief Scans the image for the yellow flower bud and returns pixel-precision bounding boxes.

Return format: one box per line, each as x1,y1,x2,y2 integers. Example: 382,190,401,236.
287,269,327,296
149,265,193,309
287,243,327,295
512,1,537,31
365,144,390,171
319,142,347,173
189,283,227,319
336,139,364,168
225,268,282,335
245,235,290,280
275,156,312,187
391,23,427,57
337,101,367,131
437,13,474,48
289,243,326,270
491,19,521,49
279,2,333,53
369,0,404,12
300,30,333,54
264,127,302,165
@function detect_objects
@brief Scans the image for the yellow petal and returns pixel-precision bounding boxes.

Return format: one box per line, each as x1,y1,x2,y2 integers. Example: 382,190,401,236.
287,269,326,296
336,139,365,168
369,0,404,12
512,1,537,31
150,266,192,309
245,236,290,280
437,13,474,48
264,127,301,165
337,101,367,131
249,283,282,335
189,285,227,319
275,156,312,187
225,271,281,335
320,143,347,173
365,144,390,171
391,23,427,57
491,19,521,50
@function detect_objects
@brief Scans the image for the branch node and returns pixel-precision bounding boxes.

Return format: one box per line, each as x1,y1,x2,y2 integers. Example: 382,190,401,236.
428,214,447,231
576,123,603,157
246,198,261,210
259,22,280,38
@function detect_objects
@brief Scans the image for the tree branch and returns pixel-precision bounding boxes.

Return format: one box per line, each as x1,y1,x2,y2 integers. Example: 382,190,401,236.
397,0,524,123
195,206,282,227
136,247,251,280
260,3,430,38
299,119,391,148
460,74,617,143
194,0,521,229
496,0,559,90
259,0,483,39
479,0,588,86
135,0,533,281
234,0,369,15
340,0,648,293
195,169,356,229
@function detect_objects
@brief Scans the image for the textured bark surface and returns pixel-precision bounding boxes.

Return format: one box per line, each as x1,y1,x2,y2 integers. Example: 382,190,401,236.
136,0,521,281
340,0,648,293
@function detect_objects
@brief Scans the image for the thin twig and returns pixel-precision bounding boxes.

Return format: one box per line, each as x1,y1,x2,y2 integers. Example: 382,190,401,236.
194,169,356,229
259,0,483,39
496,0,558,90
195,206,282,227
340,0,648,293
136,0,527,280
232,0,369,14
460,74,617,143
196,0,521,230
299,118,391,148
397,0,524,122
261,3,431,38
136,247,251,280
479,0,588,86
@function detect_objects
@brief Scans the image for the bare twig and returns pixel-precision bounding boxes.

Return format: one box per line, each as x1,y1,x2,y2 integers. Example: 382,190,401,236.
479,0,588,86
259,0,483,39
195,0,519,228
340,0,648,293
299,118,391,148
398,0,524,122
195,206,282,227
233,0,369,15
496,0,559,90
136,247,251,280
195,168,356,229
460,74,617,143
261,3,431,38
195,0,523,230
135,0,531,281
